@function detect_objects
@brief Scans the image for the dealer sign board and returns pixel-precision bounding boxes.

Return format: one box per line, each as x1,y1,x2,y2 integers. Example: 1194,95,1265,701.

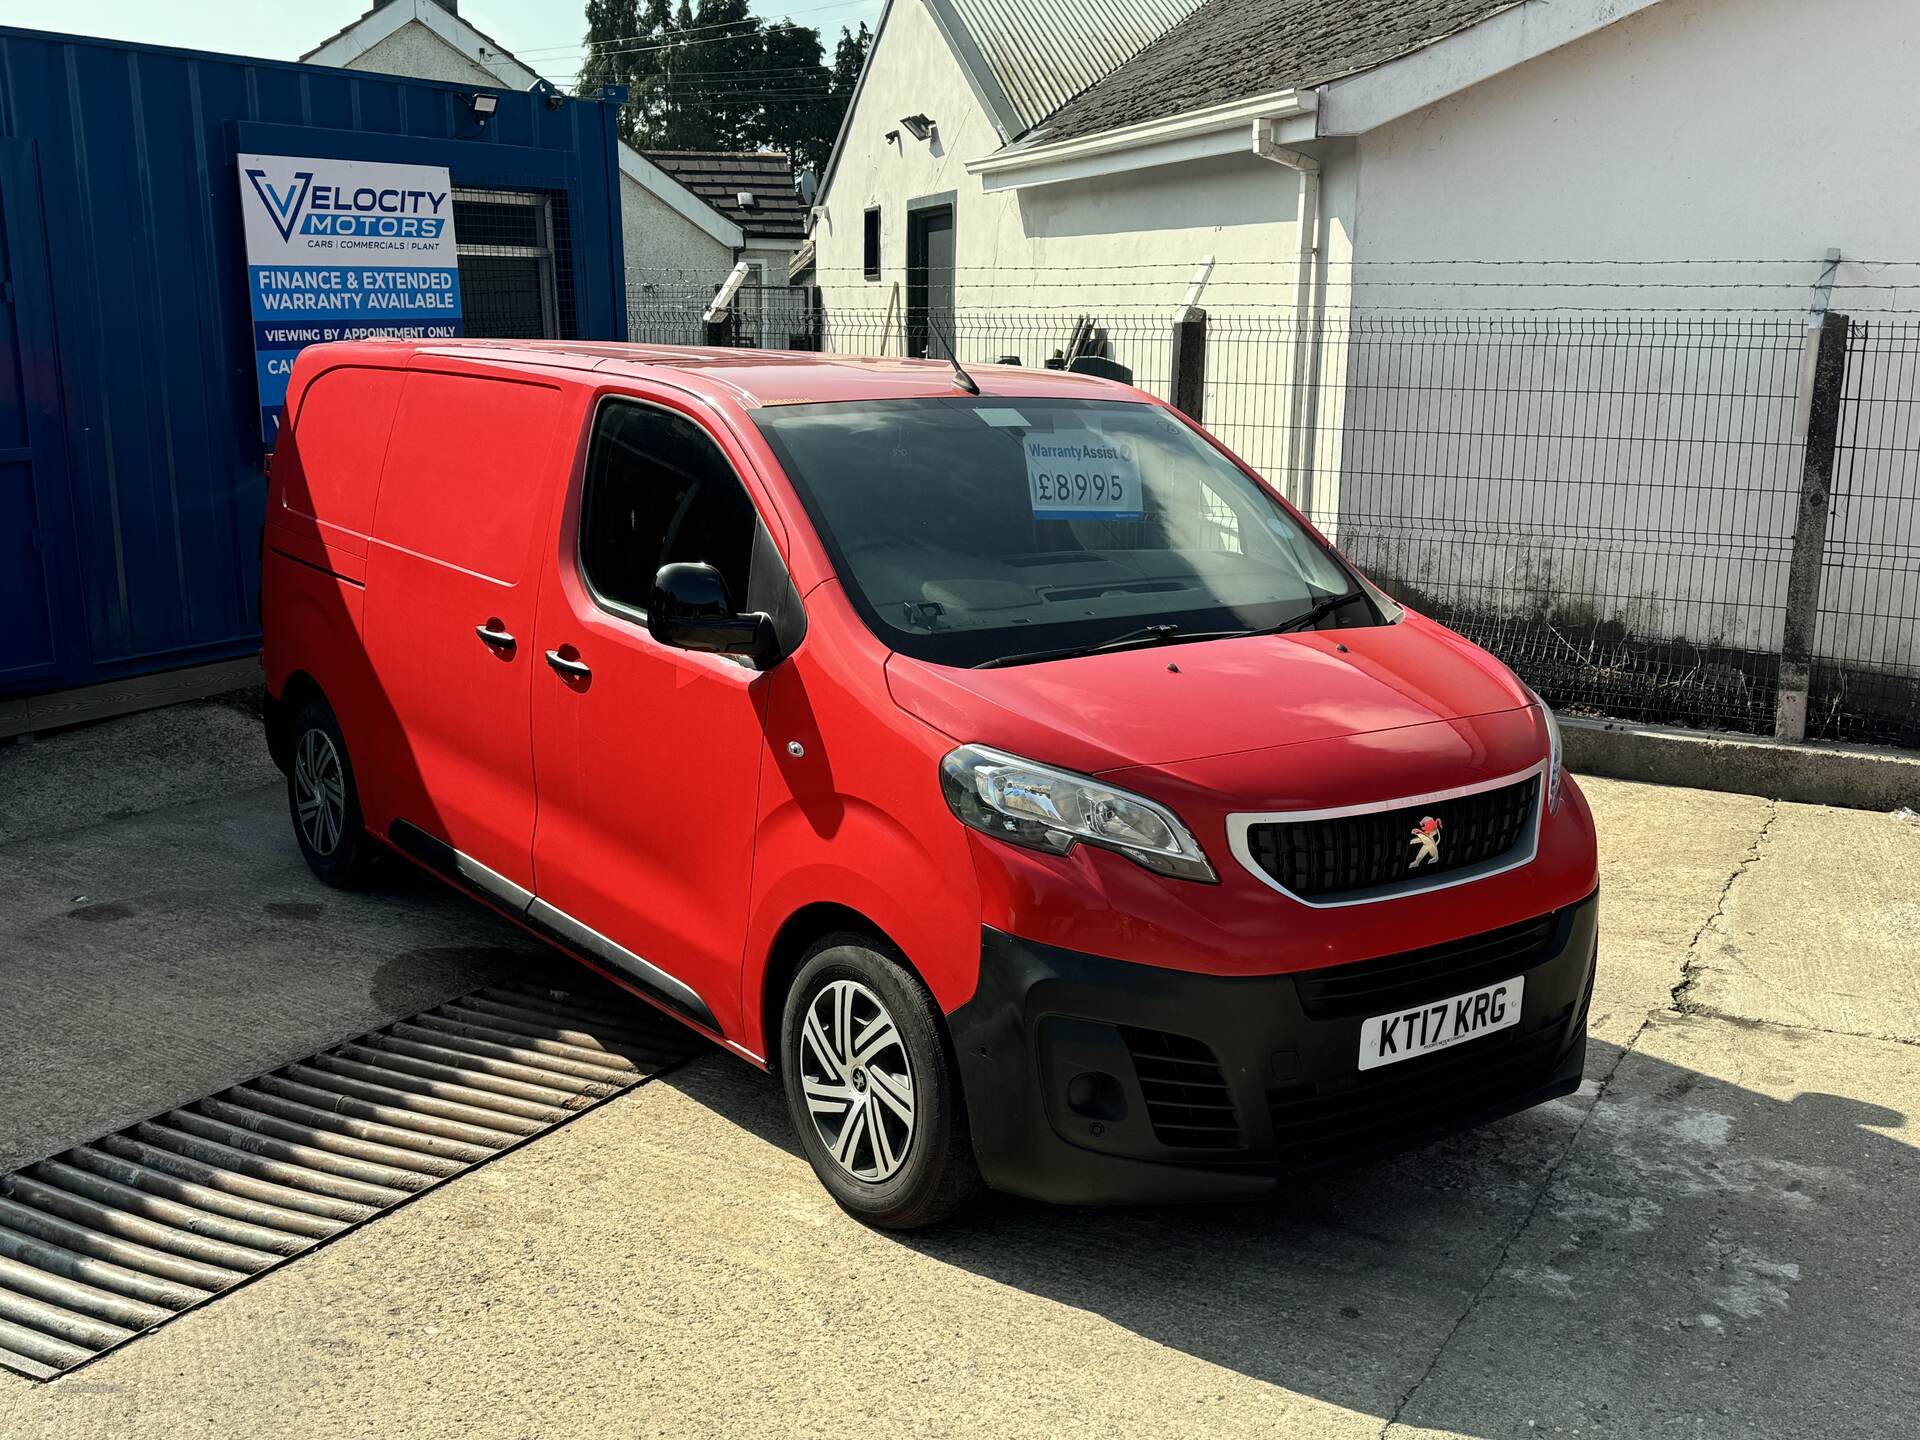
238,154,464,445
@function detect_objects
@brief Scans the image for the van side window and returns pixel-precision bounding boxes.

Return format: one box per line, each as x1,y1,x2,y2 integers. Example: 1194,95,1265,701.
579,400,758,615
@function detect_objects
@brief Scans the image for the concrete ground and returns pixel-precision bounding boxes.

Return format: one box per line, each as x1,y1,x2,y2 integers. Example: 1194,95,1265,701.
0,702,1915,1439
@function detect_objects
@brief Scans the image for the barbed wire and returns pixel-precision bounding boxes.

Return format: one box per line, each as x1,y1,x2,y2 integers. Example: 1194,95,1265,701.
794,259,1919,276
631,297,1852,314
793,258,1892,270
790,274,1920,291
518,0,874,57
634,258,1920,274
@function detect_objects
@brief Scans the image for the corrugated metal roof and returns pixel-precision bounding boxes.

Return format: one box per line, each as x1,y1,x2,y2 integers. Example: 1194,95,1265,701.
943,0,1211,133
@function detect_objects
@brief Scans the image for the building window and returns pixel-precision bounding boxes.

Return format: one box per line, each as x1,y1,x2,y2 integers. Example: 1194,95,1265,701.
454,187,562,339
863,207,881,281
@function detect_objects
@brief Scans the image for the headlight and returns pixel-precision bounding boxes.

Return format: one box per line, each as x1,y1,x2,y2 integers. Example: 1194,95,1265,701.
940,744,1217,882
1525,686,1564,813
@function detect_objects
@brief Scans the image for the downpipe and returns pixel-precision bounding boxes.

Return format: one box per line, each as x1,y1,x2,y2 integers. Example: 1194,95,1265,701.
1251,119,1322,518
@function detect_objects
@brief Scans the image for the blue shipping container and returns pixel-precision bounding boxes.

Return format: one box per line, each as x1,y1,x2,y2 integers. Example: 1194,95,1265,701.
0,26,627,698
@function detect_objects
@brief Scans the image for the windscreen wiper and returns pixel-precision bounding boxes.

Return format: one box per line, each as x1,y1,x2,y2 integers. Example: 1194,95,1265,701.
1268,589,1369,635
973,622,1253,669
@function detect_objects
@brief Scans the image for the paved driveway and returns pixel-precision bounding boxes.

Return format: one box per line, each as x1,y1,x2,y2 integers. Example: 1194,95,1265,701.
0,701,1915,1438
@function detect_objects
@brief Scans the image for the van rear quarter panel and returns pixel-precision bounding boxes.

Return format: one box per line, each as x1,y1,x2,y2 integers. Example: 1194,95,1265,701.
262,356,408,757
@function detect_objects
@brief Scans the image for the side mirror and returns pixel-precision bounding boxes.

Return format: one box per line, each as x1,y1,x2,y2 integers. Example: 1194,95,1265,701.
647,562,778,666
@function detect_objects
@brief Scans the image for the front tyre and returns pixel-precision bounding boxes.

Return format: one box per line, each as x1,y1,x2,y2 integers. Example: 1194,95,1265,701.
780,936,983,1230
287,695,375,887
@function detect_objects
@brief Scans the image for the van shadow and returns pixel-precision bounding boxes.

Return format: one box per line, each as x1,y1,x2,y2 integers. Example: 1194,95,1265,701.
661,1029,1917,1436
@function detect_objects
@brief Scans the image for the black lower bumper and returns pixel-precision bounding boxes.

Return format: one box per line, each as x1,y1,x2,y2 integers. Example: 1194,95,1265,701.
949,891,1598,1205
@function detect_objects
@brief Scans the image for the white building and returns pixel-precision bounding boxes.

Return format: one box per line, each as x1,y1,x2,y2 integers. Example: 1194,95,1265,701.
813,0,1920,724
304,0,803,307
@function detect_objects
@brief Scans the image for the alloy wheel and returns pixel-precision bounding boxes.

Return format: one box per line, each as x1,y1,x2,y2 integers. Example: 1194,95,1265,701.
293,728,347,857
798,978,916,1181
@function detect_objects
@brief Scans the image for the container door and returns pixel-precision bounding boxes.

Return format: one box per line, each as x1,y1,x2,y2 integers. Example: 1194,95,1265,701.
0,141,73,687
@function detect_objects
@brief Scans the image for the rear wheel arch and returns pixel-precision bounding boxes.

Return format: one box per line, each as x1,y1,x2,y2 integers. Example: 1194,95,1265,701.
283,687,376,887
266,670,326,774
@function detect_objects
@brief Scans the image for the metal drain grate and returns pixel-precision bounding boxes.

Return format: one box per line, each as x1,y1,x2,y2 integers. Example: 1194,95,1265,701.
0,976,696,1380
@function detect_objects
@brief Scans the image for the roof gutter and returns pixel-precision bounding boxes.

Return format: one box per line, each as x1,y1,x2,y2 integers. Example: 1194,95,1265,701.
968,89,1315,192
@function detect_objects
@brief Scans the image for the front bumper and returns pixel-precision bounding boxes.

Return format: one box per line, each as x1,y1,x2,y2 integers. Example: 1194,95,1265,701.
949,890,1598,1205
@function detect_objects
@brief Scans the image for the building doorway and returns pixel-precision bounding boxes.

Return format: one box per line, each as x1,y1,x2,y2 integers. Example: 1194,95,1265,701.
906,204,954,360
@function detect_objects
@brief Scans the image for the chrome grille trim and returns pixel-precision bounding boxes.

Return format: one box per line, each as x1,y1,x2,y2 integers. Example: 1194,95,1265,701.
1225,760,1548,909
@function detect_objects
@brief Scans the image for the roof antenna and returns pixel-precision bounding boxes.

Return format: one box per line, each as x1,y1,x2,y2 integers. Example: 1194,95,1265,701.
926,307,979,394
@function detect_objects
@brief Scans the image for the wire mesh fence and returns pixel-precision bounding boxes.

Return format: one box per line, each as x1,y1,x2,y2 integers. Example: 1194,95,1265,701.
628,283,821,349
1207,314,1810,736
1814,318,1920,746
629,285,1175,391
618,278,1920,750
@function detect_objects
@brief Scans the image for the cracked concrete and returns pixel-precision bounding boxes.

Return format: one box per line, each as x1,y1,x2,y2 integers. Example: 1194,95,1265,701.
1377,781,1919,1438
1678,798,1920,1044
0,745,1915,1439
1672,797,1781,1014
1375,783,1789,1438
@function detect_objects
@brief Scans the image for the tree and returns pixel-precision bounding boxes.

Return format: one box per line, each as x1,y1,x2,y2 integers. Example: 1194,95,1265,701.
757,21,830,174
576,3,872,171
576,0,671,147
830,22,870,105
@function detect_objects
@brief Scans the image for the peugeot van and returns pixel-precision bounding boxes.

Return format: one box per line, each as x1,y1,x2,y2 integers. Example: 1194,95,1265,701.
261,339,1599,1229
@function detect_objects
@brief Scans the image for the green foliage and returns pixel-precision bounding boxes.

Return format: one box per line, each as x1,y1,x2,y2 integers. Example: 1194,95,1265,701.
576,3,873,174
831,21,871,101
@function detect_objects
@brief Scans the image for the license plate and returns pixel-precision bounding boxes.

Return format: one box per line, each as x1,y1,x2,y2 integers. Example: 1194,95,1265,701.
1357,976,1524,1071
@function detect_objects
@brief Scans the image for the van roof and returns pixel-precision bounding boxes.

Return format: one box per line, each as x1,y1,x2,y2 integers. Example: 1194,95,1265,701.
331,339,1143,409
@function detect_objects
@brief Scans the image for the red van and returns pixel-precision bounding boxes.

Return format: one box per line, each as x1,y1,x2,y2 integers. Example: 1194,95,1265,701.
261,339,1598,1229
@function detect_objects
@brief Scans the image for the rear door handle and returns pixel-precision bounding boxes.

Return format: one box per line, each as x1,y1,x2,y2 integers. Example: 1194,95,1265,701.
475,623,516,652
545,649,591,681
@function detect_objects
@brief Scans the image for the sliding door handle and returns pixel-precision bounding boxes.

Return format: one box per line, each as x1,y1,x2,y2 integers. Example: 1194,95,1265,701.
545,649,591,681
475,623,516,652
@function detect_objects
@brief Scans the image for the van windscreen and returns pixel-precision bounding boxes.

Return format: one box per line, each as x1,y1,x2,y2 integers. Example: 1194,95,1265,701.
750,397,1370,668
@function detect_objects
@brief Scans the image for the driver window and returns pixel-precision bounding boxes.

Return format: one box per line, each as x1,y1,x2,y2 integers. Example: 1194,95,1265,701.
579,399,758,615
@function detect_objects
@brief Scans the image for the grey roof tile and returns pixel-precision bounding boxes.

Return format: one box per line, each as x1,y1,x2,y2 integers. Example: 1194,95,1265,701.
642,150,807,241
1016,0,1523,146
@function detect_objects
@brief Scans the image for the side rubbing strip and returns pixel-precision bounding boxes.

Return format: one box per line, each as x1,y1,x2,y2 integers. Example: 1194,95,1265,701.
387,820,534,913
525,899,719,1031
385,822,714,1032
0,974,696,1380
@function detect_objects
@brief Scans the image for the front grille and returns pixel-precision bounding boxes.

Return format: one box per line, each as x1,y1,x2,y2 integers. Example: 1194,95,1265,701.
1295,909,1561,1021
1265,1010,1570,1167
1245,774,1539,899
1119,1026,1242,1150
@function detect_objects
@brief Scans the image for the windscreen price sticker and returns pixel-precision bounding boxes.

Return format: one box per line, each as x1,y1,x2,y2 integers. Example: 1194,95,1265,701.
1024,432,1146,521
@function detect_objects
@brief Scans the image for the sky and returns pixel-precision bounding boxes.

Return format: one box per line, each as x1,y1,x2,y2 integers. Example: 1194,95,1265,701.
0,0,887,88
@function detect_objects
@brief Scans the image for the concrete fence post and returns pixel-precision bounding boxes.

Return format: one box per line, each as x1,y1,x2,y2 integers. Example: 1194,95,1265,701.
1775,308,1852,742
1170,308,1207,423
